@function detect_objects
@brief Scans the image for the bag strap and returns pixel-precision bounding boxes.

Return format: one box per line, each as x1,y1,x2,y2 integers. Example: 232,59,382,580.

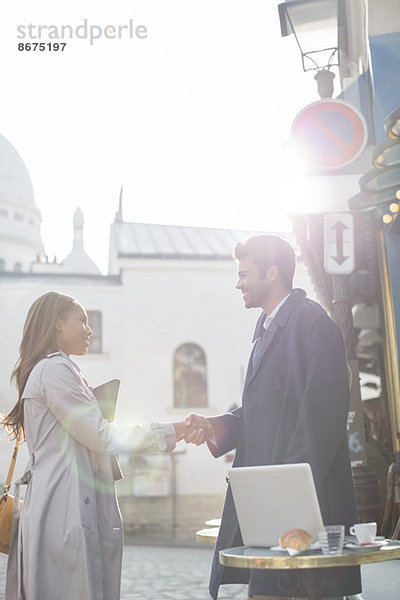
3,437,20,494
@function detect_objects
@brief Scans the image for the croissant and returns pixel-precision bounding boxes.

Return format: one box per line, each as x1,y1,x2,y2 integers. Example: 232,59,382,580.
280,528,313,551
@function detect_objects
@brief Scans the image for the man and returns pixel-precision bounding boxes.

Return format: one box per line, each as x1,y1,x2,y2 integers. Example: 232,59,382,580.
186,235,361,600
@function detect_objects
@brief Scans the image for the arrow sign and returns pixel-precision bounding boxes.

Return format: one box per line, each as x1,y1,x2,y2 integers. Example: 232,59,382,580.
332,220,348,265
324,213,355,275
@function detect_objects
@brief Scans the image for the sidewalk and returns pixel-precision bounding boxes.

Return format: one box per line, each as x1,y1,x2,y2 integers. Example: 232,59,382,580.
0,544,248,599
2,543,398,599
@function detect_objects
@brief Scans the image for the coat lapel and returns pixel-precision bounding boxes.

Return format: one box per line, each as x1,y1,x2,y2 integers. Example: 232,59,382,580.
245,321,280,387
243,289,307,390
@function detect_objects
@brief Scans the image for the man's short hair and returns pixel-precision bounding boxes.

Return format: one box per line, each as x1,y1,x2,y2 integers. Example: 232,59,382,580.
233,234,296,289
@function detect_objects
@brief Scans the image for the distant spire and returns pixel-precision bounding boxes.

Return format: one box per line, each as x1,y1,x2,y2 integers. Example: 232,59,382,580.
61,207,100,274
115,186,124,222
73,206,84,249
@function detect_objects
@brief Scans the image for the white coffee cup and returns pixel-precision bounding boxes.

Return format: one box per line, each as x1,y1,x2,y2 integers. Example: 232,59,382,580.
349,522,377,544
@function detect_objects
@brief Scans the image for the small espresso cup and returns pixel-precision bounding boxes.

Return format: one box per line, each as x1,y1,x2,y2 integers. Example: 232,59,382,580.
349,522,377,544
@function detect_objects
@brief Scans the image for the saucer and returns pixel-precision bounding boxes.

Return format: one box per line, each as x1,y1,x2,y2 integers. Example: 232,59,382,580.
345,539,388,549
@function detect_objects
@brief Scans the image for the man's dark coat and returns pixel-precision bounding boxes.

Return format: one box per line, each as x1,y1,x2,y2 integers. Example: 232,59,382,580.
207,289,361,599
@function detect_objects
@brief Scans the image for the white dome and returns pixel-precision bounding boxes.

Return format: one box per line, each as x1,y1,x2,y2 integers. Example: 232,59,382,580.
0,135,35,208
0,135,44,272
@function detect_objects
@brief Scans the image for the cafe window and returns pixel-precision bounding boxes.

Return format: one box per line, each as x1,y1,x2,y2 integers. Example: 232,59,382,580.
87,310,102,354
173,343,208,408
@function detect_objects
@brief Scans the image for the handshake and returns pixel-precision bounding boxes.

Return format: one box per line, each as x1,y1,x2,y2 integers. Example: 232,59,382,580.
174,414,214,446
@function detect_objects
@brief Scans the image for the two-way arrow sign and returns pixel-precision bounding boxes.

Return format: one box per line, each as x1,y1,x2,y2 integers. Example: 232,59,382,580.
324,213,355,275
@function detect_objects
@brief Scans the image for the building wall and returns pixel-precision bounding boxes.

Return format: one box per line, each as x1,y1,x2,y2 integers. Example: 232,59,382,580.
0,202,43,272
0,238,40,273
103,258,257,498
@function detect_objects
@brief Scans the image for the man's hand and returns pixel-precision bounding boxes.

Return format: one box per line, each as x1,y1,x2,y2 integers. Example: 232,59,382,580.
173,414,214,445
184,413,214,446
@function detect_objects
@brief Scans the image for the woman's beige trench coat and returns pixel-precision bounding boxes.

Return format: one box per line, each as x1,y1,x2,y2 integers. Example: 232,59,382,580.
5,352,175,600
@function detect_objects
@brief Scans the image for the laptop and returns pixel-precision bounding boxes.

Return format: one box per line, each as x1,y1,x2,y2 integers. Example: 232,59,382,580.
228,463,324,547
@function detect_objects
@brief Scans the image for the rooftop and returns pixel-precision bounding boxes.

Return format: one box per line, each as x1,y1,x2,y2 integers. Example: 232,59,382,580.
111,221,295,260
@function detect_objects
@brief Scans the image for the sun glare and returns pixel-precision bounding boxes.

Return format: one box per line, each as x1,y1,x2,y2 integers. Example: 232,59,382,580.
271,142,320,218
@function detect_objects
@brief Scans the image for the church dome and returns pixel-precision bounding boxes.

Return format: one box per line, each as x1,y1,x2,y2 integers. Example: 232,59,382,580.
0,135,35,208
0,135,44,272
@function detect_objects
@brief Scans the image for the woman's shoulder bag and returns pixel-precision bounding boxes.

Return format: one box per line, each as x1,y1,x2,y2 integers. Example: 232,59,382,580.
0,438,20,554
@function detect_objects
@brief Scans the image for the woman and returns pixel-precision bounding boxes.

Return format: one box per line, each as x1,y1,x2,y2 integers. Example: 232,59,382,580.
3,291,203,600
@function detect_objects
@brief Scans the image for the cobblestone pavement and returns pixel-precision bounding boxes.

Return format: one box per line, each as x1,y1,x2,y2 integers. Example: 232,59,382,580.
0,544,248,599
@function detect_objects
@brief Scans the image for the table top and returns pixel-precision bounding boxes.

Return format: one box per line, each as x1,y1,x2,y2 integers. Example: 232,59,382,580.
205,518,221,527
196,528,220,544
219,541,400,570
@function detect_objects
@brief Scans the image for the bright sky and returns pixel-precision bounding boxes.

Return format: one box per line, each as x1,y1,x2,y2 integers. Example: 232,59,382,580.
1,0,331,273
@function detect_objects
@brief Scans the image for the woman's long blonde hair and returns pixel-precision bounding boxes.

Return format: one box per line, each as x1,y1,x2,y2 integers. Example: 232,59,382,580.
3,291,78,438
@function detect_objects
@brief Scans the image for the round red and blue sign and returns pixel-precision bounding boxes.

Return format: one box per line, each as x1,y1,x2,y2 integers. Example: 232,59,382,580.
291,99,368,170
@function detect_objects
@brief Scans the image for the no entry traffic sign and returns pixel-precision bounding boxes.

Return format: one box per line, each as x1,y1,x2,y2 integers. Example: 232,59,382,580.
291,99,368,170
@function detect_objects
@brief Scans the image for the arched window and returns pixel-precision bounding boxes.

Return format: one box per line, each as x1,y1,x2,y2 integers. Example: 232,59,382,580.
0,259,5,271
14,262,22,272
173,343,207,408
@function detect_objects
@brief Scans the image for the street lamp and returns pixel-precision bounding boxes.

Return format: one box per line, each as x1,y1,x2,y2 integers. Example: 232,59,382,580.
278,0,339,71
278,0,340,97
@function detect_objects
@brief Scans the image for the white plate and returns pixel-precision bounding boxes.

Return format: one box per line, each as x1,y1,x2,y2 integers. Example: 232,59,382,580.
345,540,388,549
270,542,320,552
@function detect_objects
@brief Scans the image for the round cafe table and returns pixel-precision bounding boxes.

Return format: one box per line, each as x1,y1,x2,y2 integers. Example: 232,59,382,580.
205,518,221,527
196,527,220,544
219,541,400,600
